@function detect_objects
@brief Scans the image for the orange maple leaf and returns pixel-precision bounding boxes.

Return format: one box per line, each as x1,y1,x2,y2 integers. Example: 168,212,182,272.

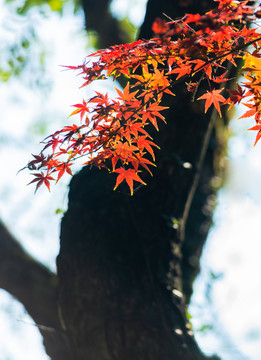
198,89,225,117
248,124,261,146
113,168,146,195
115,83,138,104
238,108,256,120
136,136,159,161
169,64,192,80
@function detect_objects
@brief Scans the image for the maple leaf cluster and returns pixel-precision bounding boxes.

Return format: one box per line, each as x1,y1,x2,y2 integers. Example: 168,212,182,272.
26,0,261,194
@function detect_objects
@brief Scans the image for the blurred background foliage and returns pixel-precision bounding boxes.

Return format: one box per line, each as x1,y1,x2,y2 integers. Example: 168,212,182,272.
0,0,140,84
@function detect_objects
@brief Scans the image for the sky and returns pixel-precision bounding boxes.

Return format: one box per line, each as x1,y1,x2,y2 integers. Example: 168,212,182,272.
1,0,261,359
190,111,261,359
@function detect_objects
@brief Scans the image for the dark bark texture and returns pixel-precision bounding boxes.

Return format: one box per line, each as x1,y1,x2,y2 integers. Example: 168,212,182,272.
56,0,224,359
0,0,230,359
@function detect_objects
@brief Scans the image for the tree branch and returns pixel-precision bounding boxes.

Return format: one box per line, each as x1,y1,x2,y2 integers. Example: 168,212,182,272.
0,220,72,360
80,0,131,48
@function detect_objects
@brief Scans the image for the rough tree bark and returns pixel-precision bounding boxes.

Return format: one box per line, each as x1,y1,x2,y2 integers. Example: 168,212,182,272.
0,0,230,359
57,0,224,359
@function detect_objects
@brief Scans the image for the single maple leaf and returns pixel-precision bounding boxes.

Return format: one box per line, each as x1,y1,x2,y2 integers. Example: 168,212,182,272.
113,141,138,158
198,89,225,117
113,168,146,195
28,172,54,193
169,64,192,80
131,156,155,176
248,124,261,146
69,99,89,121
243,53,261,76
225,85,245,110
212,71,230,84
27,153,46,170
152,18,169,35
136,136,159,161
185,13,201,24
238,108,256,120
56,163,73,183
143,102,168,130
115,83,138,104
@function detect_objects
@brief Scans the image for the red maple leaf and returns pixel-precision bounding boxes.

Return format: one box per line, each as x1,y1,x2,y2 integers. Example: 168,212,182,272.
152,18,169,35
70,99,89,121
28,172,55,192
226,85,245,110
113,168,146,195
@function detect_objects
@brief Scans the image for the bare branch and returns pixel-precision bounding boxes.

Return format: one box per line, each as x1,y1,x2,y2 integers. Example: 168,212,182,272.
0,220,72,360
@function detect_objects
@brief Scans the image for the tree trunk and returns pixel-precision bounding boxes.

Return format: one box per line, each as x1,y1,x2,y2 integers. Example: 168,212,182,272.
56,0,224,359
0,0,233,359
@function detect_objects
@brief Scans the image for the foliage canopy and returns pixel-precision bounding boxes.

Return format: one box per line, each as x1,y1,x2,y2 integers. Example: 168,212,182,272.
26,0,261,194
